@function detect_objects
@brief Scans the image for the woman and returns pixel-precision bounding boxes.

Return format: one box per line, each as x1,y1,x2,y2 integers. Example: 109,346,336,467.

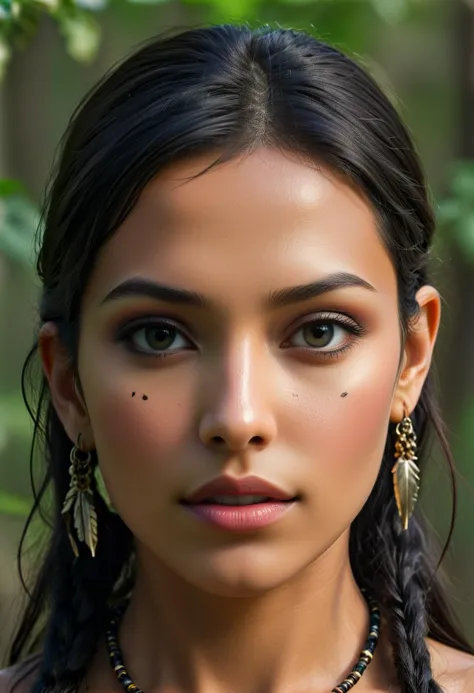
1,24,473,693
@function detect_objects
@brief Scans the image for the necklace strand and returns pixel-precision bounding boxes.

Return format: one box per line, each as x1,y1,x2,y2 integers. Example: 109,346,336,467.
106,595,380,693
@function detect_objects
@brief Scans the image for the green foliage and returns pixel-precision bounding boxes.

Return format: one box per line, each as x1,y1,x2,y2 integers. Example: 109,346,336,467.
0,490,31,515
438,161,474,261
0,390,33,456
0,0,422,71
0,0,102,69
0,192,39,268
0,178,25,196
0,391,33,518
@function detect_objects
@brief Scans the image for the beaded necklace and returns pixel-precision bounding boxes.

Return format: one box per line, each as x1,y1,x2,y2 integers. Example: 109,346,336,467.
106,596,380,693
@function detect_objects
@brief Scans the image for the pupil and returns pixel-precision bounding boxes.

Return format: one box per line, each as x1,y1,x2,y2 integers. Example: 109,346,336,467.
146,326,174,349
304,323,333,347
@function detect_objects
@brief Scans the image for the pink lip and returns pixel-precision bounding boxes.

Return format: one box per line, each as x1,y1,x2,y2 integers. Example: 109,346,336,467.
181,500,297,532
182,474,295,503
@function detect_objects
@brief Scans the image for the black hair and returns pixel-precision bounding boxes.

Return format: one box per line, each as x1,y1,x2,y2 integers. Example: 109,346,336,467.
8,24,473,693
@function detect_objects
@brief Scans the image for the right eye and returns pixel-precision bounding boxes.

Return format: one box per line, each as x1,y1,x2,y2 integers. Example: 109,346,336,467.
117,320,194,357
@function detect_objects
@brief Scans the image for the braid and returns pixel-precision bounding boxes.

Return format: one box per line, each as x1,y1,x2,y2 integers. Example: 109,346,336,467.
31,410,134,693
386,523,442,693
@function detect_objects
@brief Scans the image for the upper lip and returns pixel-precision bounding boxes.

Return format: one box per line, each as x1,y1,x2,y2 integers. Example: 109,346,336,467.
182,474,296,503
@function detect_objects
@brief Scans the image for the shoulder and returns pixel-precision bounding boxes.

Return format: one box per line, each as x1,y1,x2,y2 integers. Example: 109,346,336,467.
428,638,474,693
0,656,41,693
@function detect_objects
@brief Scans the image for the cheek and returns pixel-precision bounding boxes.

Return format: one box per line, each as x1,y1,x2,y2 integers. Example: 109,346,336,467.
79,347,197,495
92,388,192,460
282,340,400,516
331,352,399,464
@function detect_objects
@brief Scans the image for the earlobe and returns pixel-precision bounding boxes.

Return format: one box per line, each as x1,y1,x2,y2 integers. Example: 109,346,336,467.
390,285,441,422
38,322,93,447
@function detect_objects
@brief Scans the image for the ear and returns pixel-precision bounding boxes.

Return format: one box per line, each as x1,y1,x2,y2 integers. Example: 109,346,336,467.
38,322,95,450
391,285,441,422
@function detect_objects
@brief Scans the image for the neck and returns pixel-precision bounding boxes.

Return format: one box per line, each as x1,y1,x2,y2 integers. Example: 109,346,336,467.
92,534,395,693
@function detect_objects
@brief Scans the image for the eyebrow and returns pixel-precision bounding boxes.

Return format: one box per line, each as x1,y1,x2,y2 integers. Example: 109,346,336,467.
100,272,376,310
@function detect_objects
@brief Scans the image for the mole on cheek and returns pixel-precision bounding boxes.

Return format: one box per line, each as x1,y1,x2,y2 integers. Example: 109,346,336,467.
142,395,148,401
341,392,348,398
132,392,136,397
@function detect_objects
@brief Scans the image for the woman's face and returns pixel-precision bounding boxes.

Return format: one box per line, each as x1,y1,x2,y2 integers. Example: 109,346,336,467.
78,148,402,596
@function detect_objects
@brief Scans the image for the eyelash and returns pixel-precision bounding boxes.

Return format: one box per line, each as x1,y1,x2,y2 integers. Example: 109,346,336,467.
115,312,366,361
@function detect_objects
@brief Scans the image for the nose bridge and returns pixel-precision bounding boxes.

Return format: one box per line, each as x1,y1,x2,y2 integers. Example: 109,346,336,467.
198,331,276,451
226,335,260,425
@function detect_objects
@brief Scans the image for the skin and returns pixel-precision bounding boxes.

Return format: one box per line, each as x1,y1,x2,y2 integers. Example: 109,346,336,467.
13,147,474,692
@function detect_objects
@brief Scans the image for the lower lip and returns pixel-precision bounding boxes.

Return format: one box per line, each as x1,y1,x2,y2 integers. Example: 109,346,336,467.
180,500,296,532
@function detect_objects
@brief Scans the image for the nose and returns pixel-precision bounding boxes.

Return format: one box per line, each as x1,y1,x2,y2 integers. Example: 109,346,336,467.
198,336,277,453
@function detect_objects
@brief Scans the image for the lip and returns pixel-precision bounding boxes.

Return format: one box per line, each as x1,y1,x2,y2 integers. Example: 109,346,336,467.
181,474,296,503
181,500,297,532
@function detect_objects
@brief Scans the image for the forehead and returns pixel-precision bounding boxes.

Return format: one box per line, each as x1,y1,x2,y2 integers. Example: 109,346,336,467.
84,148,397,308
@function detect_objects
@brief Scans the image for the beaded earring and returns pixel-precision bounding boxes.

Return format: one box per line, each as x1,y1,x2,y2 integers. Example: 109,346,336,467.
61,433,98,557
392,411,420,531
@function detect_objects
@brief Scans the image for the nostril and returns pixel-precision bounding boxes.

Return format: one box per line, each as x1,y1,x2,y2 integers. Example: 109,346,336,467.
209,435,265,447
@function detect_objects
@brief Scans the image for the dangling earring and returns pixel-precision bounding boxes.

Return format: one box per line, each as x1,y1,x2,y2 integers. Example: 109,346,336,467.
392,410,421,531
61,433,98,557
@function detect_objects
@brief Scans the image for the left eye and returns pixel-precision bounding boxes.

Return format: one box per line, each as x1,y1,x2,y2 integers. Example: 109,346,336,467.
123,323,192,354
287,320,354,351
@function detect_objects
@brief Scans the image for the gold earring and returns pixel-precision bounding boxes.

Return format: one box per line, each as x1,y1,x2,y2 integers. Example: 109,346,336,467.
61,433,98,558
392,411,420,531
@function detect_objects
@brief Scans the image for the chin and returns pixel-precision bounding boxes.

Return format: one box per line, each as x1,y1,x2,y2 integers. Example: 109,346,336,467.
161,543,317,598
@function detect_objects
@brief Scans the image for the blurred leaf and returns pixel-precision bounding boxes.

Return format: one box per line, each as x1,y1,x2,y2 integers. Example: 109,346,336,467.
0,193,39,267
182,0,257,15
457,395,474,464
59,11,101,62
0,392,32,439
438,160,474,263
0,36,11,80
35,0,59,10
455,214,474,260
273,0,316,4
126,0,169,4
450,161,474,200
437,199,463,225
0,490,31,516
74,0,109,9
372,0,409,22
0,178,25,197
276,0,320,4
0,420,7,454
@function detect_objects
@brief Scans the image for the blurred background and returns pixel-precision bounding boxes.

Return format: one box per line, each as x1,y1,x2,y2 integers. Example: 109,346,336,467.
0,0,473,664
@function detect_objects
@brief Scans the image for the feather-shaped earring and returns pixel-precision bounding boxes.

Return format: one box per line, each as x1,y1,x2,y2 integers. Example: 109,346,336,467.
61,433,98,557
392,411,420,531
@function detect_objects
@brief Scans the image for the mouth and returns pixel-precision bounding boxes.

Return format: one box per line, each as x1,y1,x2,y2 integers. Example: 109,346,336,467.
179,496,300,532
179,474,299,531
182,495,299,506
181,473,297,504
